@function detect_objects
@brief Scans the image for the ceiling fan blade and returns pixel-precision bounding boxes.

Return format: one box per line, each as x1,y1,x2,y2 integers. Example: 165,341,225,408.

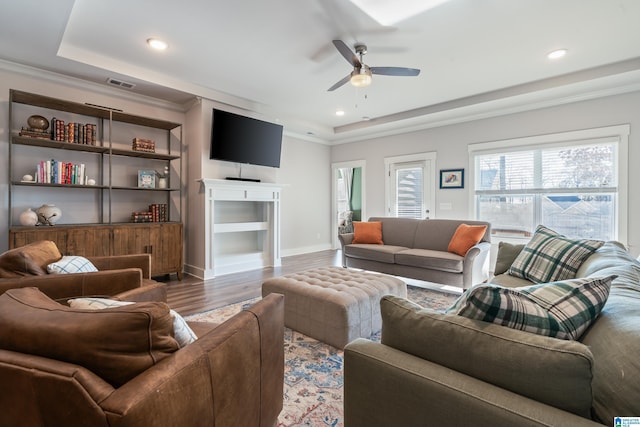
333,40,361,67
328,74,352,91
370,67,421,76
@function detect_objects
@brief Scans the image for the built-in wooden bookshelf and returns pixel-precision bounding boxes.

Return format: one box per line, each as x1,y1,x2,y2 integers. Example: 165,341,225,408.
8,89,184,278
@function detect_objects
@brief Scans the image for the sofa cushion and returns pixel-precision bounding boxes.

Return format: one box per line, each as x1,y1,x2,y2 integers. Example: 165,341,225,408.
369,217,421,248
0,287,179,387
352,221,383,244
380,295,595,418
47,255,99,274
68,297,198,348
0,240,62,278
412,219,490,252
344,244,407,264
395,249,463,273
447,224,488,256
508,225,604,283
493,242,525,275
447,276,614,340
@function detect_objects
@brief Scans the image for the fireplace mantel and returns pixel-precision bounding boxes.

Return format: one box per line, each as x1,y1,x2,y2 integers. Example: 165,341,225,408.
200,179,284,279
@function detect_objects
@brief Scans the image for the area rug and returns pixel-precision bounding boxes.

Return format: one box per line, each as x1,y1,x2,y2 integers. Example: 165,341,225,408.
186,285,459,427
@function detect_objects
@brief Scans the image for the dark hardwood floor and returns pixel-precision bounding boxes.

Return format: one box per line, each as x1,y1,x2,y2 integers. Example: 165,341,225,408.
161,249,342,316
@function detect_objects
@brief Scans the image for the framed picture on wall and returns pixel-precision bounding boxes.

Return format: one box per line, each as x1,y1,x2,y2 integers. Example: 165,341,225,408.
440,168,464,189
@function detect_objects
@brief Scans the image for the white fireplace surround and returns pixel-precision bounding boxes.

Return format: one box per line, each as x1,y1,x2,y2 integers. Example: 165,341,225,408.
200,179,284,279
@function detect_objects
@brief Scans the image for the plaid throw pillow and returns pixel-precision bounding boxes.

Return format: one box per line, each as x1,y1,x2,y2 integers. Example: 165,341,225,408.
47,256,98,274
446,276,615,340
508,225,604,283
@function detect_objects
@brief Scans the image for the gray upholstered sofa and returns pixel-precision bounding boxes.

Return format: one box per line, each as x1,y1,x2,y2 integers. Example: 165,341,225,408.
344,241,640,426
338,217,491,289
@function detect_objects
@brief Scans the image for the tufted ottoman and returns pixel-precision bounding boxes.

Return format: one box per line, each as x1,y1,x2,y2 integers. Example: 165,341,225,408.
262,266,406,348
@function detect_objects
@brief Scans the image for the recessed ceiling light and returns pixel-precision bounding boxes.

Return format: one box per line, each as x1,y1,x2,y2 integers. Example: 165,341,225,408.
147,38,168,51
547,49,567,60
336,110,345,116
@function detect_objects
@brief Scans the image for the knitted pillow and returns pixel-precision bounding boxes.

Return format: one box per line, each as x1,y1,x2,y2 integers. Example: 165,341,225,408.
508,225,604,283
446,276,615,340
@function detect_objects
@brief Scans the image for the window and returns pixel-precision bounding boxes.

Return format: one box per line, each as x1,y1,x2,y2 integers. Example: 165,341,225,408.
469,125,629,242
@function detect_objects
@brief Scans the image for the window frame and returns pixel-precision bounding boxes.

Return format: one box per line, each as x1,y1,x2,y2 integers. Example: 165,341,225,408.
468,124,629,245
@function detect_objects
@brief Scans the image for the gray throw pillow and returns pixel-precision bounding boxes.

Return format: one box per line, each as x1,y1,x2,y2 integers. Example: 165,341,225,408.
493,242,524,275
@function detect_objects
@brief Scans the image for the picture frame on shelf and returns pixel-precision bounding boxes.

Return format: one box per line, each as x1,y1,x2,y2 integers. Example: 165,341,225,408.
137,170,156,188
439,168,464,189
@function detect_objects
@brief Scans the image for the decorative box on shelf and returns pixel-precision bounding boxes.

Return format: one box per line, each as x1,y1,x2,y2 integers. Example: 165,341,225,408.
137,170,156,188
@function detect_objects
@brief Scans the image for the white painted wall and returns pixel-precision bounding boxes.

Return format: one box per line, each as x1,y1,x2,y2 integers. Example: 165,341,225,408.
331,90,640,256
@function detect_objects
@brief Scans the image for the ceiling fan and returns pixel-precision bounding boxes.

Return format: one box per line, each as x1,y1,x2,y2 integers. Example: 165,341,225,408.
327,39,420,91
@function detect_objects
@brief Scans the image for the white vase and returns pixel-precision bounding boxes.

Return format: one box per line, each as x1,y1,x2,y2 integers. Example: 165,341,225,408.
36,204,62,226
19,208,38,226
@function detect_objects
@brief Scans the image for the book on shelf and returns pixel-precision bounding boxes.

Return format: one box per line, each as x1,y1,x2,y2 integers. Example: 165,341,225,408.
131,212,154,223
49,117,97,145
131,204,167,223
132,137,155,153
19,127,51,139
36,159,87,185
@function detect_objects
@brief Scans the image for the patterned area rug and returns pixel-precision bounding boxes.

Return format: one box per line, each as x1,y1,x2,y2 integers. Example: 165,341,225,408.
186,285,459,427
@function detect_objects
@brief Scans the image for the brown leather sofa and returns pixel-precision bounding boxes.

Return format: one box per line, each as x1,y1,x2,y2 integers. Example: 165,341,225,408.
0,240,166,302
0,287,285,427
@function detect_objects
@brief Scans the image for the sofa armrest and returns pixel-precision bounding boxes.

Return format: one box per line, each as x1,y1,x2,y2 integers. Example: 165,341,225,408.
380,295,595,418
338,233,355,267
0,269,143,301
100,293,284,427
112,281,167,303
462,241,491,287
88,254,151,279
344,339,602,427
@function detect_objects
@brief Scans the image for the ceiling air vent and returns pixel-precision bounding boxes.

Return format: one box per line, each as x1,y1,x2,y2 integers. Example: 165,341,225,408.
107,77,136,89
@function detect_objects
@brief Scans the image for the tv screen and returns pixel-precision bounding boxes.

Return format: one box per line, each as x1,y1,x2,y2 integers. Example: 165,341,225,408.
210,109,283,168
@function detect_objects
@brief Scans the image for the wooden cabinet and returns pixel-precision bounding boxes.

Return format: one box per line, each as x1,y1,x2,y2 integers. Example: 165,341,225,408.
112,223,182,279
8,89,184,278
10,223,182,278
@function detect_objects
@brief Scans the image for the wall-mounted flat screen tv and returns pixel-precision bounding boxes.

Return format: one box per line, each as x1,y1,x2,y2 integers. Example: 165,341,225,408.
210,108,283,168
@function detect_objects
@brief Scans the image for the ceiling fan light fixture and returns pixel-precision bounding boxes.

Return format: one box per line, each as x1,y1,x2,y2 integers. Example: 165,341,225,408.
350,68,372,87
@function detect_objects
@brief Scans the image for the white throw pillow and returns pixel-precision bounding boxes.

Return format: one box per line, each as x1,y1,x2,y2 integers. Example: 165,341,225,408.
68,297,197,348
48,256,98,274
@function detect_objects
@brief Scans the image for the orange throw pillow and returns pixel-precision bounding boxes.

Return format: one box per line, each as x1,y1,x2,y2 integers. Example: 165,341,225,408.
352,221,384,245
448,224,488,256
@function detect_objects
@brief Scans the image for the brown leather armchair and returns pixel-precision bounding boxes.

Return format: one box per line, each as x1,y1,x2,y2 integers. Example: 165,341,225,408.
0,240,166,302
0,288,285,427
